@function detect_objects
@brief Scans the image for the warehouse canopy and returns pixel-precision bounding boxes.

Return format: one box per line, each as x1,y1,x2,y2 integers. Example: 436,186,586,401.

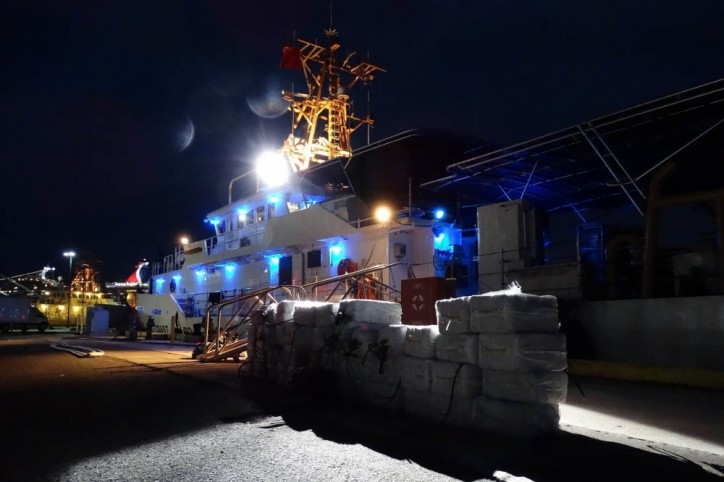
422,79,724,216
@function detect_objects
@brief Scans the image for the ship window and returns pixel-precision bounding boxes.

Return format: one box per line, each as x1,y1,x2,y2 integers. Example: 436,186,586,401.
256,206,265,223
268,203,276,218
246,210,255,225
307,249,322,268
287,202,300,212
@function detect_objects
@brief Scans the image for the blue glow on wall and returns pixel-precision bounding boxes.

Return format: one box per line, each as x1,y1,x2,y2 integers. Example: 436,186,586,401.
225,264,236,276
172,274,182,281
329,242,345,267
268,255,280,285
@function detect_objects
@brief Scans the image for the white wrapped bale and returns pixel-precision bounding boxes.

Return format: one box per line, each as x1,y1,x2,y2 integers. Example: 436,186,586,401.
472,396,560,436
279,345,313,370
339,299,402,324
482,369,568,404
403,325,440,359
265,323,283,347
430,361,482,399
289,325,322,352
314,302,339,330
352,324,380,350
436,297,471,334
337,375,366,400
378,324,407,359
344,355,402,385
336,323,380,366
478,333,567,372
469,293,560,333
291,301,331,327
246,309,267,359
401,356,432,392
402,389,473,426
364,357,402,386
435,334,479,365
402,388,435,420
282,320,298,345
364,381,403,411
275,300,297,323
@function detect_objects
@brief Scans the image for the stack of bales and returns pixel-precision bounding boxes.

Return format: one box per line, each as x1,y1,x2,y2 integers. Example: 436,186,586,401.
244,300,338,383
471,292,567,436
402,298,482,426
431,291,567,436
334,300,404,408
242,290,566,437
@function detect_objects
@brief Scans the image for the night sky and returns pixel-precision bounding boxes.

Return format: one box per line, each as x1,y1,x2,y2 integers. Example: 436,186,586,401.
2,0,722,283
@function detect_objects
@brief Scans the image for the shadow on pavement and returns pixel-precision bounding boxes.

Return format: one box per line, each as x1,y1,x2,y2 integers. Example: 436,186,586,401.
235,370,724,482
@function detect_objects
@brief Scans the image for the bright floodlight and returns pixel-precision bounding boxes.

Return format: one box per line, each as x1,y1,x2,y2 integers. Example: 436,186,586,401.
256,151,290,188
374,206,393,223
434,209,445,220
180,236,189,245
63,251,76,258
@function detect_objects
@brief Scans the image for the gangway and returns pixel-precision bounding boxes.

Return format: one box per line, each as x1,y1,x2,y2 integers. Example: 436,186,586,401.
196,263,402,363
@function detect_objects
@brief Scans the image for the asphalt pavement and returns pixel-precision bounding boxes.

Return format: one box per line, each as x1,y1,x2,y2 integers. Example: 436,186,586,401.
1,332,723,481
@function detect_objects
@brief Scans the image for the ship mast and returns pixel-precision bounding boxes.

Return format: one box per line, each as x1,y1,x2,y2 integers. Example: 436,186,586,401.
280,28,385,172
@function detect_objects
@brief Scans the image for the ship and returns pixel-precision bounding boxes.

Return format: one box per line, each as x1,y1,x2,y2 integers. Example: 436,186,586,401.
135,23,724,377
1,264,120,330
136,27,472,346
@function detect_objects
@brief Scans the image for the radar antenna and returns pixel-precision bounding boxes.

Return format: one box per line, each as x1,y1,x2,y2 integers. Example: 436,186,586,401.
280,28,385,172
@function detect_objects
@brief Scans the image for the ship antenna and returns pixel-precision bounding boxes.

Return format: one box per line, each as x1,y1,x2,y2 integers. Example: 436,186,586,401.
366,49,371,145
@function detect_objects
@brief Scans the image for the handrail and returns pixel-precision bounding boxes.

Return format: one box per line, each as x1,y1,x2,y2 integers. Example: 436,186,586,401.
197,263,404,362
198,285,306,362
302,262,401,291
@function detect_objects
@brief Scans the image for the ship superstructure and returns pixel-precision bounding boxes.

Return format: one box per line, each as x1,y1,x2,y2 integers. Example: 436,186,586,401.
137,28,461,338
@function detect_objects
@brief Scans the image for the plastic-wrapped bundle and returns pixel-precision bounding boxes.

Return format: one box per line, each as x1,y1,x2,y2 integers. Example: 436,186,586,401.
352,324,381,349
403,325,440,359
402,389,473,426
472,396,560,436
482,369,568,404
339,299,402,324
264,322,282,347
478,333,567,371
469,293,560,333
435,334,479,365
401,356,432,392
292,301,336,327
364,381,403,411
246,309,266,361
343,354,401,385
378,324,407,359
281,320,298,345
430,361,482,399
288,325,321,352
336,375,366,400
275,300,297,323
436,297,471,334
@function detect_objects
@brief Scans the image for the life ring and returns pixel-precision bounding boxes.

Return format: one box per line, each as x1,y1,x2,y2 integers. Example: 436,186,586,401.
337,258,359,276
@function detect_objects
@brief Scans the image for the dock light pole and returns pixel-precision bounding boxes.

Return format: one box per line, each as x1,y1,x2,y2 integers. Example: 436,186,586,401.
63,251,75,328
